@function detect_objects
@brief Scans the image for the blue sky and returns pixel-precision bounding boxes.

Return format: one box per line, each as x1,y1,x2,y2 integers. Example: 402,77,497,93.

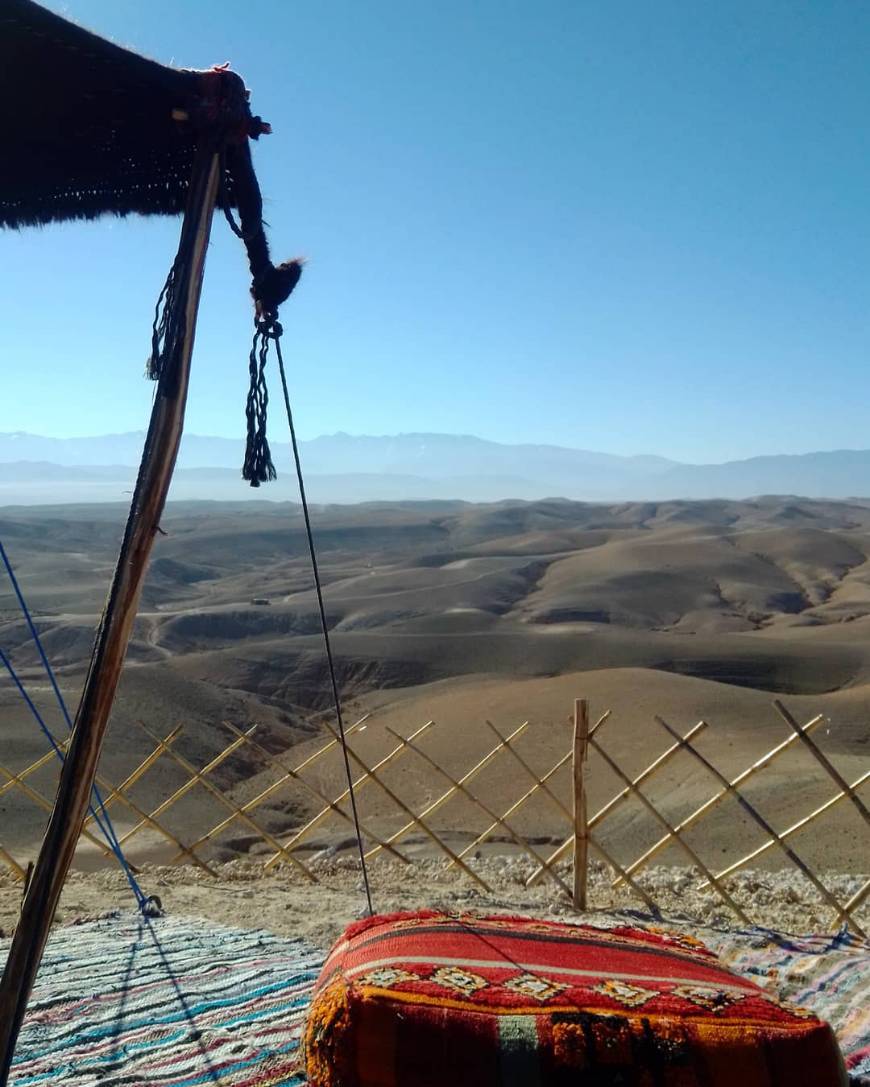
1,0,868,463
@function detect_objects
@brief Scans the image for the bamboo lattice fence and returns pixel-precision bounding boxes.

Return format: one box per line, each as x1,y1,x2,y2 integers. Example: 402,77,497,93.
2,698,867,933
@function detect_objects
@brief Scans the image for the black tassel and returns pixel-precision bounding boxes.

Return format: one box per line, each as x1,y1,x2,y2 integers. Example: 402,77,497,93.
239,263,301,487
146,258,183,381
242,320,278,486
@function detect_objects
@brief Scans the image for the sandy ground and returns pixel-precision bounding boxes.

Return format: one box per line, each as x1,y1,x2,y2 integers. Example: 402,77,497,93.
2,856,866,950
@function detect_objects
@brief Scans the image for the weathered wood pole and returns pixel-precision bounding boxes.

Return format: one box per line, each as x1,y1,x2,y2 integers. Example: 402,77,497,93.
0,148,221,1085
572,698,590,910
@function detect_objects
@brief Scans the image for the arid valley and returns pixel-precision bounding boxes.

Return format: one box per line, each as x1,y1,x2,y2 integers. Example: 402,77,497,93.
1,495,867,889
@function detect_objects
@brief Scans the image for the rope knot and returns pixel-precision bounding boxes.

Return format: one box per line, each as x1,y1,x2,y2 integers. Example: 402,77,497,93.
248,115,272,139
253,259,303,318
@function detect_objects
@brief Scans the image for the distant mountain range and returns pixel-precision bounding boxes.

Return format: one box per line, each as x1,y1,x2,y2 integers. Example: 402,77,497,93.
2,430,870,505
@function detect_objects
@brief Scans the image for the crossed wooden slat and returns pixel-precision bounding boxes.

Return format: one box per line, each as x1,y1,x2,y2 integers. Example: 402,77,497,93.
180,713,375,863
318,719,496,891
610,712,827,887
525,718,707,887
385,724,573,899
219,720,408,864
482,716,660,912
0,729,186,877
653,713,865,937
1,696,863,936
136,723,317,882
263,719,436,871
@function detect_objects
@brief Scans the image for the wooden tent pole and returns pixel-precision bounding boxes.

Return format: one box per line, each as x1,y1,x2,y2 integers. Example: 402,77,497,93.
0,148,221,1084
572,698,589,910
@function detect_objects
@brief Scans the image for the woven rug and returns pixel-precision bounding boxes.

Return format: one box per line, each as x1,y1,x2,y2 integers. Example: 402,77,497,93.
3,910,868,1084
699,926,870,1086
5,912,323,1086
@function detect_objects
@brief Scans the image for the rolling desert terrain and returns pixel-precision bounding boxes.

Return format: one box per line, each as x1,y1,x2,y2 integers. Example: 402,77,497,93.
0,496,868,881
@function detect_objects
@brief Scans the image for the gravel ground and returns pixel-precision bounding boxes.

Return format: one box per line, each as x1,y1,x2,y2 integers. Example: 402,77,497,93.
2,856,866,948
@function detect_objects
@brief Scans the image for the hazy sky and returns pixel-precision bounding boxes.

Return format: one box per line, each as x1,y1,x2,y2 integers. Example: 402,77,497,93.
1,1,868,462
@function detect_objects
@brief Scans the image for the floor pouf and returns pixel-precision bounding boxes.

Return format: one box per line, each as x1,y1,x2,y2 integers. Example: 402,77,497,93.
303,910,846,1086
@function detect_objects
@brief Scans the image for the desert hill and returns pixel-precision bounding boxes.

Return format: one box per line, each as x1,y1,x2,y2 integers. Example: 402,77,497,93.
1,496,868,869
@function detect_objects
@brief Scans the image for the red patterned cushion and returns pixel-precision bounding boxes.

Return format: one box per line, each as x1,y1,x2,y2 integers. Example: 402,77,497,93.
303,910,845,1086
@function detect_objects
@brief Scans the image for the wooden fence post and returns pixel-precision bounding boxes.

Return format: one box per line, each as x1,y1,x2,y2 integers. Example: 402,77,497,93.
573,698,589,910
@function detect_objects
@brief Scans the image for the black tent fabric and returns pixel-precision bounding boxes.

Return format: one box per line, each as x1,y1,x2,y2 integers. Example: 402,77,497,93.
1,0,303,484
0,0,265,228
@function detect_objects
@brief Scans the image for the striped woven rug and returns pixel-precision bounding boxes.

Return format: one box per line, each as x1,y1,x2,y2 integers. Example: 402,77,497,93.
702,926,870,1085
3,911,867,1084
6,912,323,1086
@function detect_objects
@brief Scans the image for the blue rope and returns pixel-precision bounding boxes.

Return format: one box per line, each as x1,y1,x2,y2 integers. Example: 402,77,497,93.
0,541,141,897
0,538,149,911
0,647,146,909
0,539,75,731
